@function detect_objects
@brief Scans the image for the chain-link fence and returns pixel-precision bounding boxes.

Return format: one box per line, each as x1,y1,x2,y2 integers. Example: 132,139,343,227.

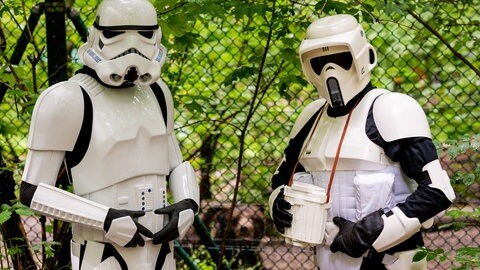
1,0,479,269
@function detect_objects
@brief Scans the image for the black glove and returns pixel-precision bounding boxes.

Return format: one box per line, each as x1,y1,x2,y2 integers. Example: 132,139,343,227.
104,208,153,247
330,210,384,258
272,188,292,234
152,199,198,245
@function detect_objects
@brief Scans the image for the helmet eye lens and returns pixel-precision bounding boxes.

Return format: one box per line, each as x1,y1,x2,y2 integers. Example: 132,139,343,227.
103,30,125,39
310,52,353,75
139,31,154,39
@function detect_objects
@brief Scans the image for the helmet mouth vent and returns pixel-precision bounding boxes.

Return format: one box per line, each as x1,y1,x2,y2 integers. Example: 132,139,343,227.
124,67,139,83
113,48,149,60
326,77,344,107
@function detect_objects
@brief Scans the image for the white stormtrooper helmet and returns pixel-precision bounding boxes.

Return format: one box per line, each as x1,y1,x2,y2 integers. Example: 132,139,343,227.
78,0,166,87
299,14,377,107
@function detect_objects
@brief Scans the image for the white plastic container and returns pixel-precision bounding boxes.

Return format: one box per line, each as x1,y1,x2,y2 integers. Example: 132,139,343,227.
282,182,330,247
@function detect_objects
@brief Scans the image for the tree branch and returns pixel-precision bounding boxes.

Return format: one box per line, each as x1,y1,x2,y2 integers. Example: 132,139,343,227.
405,4,480,76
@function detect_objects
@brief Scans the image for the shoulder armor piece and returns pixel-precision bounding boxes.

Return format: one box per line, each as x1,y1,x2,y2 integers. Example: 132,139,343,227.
28,81,84,151
290,98,327,138
155,80,175,134
373,92,431,142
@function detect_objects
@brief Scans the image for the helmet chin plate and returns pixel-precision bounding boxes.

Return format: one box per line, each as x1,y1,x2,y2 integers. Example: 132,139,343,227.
326,77,344,107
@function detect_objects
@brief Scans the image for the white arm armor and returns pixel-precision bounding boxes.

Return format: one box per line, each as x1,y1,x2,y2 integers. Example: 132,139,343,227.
424,159,456,202
373,92,431,142
23,150,65,186
169,161,200,211
373,160,455,252
31,183,108,230
24,81,110,228
164,84,199,210
28,81,84,151
168,161,199,239
31,184,139,246
372,207,420,252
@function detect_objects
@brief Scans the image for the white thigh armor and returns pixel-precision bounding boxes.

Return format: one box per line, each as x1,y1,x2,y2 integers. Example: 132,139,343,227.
71,239,175,270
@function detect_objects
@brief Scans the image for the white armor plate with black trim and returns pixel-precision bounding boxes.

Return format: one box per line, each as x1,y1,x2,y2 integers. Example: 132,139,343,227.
70,74,170,196
300,88,393,171
68,74,171,241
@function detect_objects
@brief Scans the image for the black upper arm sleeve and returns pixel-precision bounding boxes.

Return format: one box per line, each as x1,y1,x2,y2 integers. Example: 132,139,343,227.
20,181,38,207
384,137,438,179
367,105,452,222
386,139,451,222
272,109,321,190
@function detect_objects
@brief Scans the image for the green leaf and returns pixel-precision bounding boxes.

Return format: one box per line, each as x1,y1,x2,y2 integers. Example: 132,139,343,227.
413,250,427,262
14,207,34,216
185,100,205,113
0,210,12,225
222,66,257,86
426,252,437,261
176,32,201,48
45,224,54,234
462,173,475,186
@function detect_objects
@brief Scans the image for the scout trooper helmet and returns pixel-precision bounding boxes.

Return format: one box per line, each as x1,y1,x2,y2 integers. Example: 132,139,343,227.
299,14,377,107
78,0,166,87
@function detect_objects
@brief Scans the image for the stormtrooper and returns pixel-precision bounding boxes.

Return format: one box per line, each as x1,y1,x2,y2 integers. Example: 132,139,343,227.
269,14,455,270
20,0,199,269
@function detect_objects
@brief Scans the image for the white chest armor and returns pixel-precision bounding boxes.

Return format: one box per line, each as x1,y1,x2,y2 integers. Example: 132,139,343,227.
300,89,394,172
70,74,169,197
69,74,170,239
295,89,416,221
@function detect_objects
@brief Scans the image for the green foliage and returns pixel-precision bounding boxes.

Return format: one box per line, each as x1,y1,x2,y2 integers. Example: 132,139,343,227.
0,201,34,225
367,0,480,141
415,246,480,270
439,199,479,231
414,246,447,263
32,241,61,259
452,247,480,270
177,245,216,270
442,135,480,199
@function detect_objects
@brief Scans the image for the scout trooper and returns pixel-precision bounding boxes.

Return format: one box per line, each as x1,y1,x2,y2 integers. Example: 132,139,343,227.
269,14,455,270
19,0,199,269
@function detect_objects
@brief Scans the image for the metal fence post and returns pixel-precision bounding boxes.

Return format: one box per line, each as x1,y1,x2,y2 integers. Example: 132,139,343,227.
45,0,68,85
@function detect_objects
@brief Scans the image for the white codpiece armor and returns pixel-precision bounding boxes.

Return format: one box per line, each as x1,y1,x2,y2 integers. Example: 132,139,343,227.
22,73,199,270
